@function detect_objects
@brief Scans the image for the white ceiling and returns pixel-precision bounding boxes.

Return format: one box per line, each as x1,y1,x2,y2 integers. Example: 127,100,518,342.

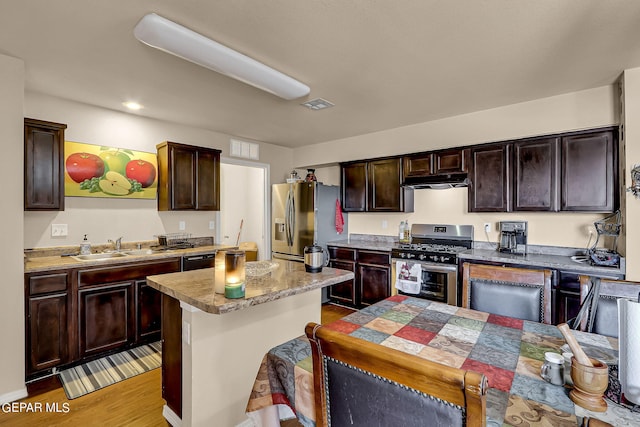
3,1,640,148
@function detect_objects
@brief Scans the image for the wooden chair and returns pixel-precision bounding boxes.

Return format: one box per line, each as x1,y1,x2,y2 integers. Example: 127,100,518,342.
461,263,552,324
577,276,640,338
305,322,488,427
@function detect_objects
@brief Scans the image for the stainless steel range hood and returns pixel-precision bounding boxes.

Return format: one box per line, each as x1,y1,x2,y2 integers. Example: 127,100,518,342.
402,173,469,189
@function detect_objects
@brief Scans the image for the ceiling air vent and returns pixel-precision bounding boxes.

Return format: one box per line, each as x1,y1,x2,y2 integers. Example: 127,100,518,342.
301,98,334,110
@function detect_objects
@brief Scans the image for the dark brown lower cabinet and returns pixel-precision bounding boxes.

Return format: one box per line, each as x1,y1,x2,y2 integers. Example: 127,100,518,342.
162,294,182,418
25,258,180,380
357,251,391,307
136,280,162,342
28,293,69,374
328,246,391,308
79,282,135,358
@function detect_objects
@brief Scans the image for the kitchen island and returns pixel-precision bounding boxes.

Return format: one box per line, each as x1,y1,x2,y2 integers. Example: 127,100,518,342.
146,260,354,427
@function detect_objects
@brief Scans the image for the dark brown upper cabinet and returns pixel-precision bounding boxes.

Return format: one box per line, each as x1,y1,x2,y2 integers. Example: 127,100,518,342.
403,153,433,178
513,137,560,212
468,143,511,212
403,148,467,180
561,130,617,212
341,157,413,213
469,127,618,213
24,118,67,211
157,141,221,211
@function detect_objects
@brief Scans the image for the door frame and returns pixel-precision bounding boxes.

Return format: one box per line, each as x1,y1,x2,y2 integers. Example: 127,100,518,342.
219,157,271,258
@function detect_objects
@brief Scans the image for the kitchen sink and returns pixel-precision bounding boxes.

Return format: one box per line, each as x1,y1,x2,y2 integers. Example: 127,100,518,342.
123,249,161,256
71,252,130,261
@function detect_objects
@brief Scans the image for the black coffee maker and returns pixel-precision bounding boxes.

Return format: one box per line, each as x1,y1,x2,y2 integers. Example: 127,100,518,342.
499,221,528,254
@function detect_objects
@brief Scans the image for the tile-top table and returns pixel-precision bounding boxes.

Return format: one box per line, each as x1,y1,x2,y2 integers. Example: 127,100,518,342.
246,295,640,426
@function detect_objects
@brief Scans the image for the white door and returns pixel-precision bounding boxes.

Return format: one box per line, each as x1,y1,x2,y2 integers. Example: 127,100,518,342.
219,160,269,260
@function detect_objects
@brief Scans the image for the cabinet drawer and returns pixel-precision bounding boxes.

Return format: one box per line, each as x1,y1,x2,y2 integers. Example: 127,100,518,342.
357,250,390,265
29,273,68,295
78,259,181,287
331,260,356,272
328,247,356,261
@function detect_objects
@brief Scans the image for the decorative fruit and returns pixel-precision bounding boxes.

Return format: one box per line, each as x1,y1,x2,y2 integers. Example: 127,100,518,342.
99,150,131,175
98,171,132,196
125,159,156,187
66,153,105,183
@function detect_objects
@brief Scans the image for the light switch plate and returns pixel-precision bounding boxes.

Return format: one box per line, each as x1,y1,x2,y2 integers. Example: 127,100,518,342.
51,224,68,237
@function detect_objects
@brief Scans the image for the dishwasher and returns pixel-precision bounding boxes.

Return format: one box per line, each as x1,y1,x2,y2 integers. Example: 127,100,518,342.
181,253,216,271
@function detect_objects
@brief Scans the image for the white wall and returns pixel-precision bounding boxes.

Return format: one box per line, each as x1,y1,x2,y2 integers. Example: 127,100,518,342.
219,162,266,258
295,86,620,250
622,68,640,279
0,54,27,402
24,92,293,249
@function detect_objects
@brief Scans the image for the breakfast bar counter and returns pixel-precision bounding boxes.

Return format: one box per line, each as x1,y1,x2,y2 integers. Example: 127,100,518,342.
146,261,354,427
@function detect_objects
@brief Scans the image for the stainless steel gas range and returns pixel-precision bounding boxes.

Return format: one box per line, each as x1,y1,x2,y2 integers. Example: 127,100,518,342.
391,224,473,306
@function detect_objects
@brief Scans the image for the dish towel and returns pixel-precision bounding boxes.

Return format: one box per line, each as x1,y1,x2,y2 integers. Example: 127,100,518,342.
335,199,344,234
395,261,421,294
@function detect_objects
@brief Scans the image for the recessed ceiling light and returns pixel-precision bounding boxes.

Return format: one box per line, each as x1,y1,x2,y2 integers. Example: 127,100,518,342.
301,98,334,111
123,101,144,110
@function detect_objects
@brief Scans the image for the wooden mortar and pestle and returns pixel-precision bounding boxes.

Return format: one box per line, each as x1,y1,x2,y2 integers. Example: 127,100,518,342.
558,323,609,412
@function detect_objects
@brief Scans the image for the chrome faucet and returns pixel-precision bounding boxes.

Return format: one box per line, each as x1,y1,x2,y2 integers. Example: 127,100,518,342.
108,237,123,251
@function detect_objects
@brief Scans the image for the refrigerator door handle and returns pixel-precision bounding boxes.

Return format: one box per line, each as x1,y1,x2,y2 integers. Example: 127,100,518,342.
285,188,295,247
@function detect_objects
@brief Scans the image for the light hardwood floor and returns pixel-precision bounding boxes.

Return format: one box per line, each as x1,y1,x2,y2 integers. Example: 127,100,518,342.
0,369,166,427
1,304,355,426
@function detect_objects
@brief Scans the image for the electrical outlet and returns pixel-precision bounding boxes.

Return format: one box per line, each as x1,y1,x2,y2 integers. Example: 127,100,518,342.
484,223,491,233
209,221,215,230
179,221,186,231
381,220,388,229
51,224,68,237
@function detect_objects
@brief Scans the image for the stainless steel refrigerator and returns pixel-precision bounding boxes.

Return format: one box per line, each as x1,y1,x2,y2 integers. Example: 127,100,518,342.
272,182,347,262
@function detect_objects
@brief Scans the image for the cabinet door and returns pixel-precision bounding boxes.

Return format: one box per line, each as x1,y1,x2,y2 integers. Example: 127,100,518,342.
468,143,511,212
433,149,467,174
341,162,368,212
28,294,69,375
162,294,182,417
358,263,391,307
368,158,403,212
24,118,67,211
328,260,357,306
79,282,134,357
195,150,220,210
513,137,559,211
170,145,197,210
561,130,617,212
136,280,162,343
403,153,432,178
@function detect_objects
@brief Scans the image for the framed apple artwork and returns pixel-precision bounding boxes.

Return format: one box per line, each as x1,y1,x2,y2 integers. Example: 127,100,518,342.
64,141,158,199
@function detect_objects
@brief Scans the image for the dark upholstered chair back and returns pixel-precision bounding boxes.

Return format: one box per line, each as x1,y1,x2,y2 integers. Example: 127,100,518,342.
305,322,488,427
578,276,640,338
462,263,552,324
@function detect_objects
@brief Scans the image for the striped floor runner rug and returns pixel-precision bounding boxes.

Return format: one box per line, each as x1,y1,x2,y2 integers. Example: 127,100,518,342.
59,341,161,399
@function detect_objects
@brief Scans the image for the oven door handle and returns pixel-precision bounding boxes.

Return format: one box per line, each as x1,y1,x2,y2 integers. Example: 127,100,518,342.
392,259,457,273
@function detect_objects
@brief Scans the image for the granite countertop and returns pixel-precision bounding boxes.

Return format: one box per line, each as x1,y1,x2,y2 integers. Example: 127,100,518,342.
146,261,354,314
24,245,236,273
327,234,396,252
459,248,626,277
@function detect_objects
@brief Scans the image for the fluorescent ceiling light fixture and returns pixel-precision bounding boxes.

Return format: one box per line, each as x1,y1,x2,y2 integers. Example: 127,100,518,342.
122,101,143,110
134,13,310,100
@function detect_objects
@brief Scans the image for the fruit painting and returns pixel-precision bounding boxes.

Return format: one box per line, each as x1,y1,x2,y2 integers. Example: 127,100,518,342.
64,141,158,199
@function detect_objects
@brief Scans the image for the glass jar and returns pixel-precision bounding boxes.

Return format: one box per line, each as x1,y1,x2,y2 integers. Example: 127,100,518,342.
224,250,246,299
